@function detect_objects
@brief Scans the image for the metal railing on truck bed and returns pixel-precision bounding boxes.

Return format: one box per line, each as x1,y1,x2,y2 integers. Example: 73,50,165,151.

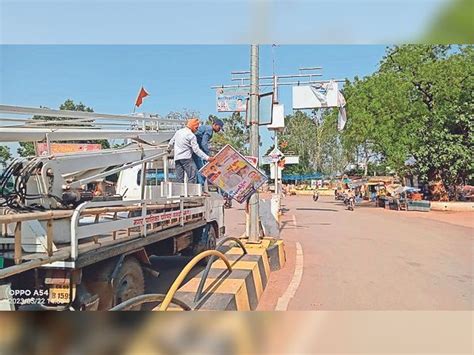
0,194,206,279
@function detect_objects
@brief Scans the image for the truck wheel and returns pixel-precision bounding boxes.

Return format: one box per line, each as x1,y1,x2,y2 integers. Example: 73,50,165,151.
87,257,145,310
191,224,217,264
112,257,145,310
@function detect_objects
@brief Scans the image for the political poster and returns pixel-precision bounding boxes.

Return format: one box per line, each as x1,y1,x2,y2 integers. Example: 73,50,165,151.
200,145,267,203
244,156,258,167
216,87,248,112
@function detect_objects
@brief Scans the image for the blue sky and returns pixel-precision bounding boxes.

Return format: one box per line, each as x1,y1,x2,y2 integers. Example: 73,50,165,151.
0,1,448,44
0,45,387,155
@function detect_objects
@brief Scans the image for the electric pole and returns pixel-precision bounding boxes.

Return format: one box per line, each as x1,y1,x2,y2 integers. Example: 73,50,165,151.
248,45,260,242
211,47,345,241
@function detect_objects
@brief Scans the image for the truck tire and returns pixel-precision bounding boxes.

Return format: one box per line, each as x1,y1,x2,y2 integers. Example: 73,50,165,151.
190,224,217,264
112,257,145,310
86,256,145,310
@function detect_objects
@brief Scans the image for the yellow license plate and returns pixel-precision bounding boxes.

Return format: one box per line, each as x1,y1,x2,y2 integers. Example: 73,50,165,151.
48,285,71,304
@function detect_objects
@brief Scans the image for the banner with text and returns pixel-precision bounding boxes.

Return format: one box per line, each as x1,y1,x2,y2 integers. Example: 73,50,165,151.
216,87,248,112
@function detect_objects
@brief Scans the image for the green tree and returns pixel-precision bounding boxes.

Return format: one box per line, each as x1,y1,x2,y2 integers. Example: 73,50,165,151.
0,146,11,167
343,44,473,199
381,45,473,191
277,109,345,176
18,99,110,156
206,112,250,155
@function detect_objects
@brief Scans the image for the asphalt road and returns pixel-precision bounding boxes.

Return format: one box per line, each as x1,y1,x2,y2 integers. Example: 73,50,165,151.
257,195,473,310
145,195,472,311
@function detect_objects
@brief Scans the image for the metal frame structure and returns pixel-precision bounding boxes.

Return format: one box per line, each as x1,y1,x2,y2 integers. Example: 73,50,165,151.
212,63,346,224
0,104,225,311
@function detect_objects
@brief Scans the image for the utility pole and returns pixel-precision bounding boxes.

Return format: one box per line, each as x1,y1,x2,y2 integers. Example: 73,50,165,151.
272,74,279,196
248,45,260,243
211,49,345,241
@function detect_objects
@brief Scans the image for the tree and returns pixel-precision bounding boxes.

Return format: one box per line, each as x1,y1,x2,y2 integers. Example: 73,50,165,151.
206,112,250,155
381,45,473,194
0,146,11,167
18,99,110,157
342,72,416,176
342,44,473,199
277,109,346,177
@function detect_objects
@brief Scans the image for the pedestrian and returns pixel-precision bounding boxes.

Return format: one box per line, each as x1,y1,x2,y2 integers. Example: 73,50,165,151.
168,118,215,184
193,118,224,184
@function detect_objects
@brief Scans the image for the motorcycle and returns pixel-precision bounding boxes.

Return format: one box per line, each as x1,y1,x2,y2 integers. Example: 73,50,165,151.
344,195,355,211
223,194,233,209
313,190,319,202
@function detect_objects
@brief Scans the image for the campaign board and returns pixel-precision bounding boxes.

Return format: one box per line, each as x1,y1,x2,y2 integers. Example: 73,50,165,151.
200,145,267,203
216,87,248,112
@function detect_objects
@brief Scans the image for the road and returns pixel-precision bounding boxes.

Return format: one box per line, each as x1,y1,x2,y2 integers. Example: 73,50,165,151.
257,194,473,310
146,195,472,311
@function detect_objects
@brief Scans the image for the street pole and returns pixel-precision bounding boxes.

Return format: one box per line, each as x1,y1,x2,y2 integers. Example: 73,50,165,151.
273,74,279,196
248,45,260,243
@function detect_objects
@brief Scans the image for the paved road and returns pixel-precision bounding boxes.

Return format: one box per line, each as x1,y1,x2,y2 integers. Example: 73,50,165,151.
144,195,472,311
257,195,473,310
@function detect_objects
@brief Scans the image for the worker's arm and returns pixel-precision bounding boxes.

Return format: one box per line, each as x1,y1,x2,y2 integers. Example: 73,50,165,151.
200,126,212,155
189,133,210,161
167,133,176,152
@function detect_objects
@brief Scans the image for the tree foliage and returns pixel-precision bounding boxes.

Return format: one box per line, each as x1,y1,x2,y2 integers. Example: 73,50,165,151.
278,110,346,176
206,112,250,155
342,44,473,198
18,99,110,157
0,146,11,167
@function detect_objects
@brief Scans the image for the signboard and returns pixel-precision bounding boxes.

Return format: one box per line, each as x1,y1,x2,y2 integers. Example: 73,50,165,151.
292,81,339,109
36,143,101,155
270,165,282,179
261,156,276,165
216,87,248,112
200,145,267,203
267,104,285,130
262,155,299,165
284,156,299,164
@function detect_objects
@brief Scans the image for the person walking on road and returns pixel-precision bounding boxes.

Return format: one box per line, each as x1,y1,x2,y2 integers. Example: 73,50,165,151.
193,118,224,184
168,118,215,184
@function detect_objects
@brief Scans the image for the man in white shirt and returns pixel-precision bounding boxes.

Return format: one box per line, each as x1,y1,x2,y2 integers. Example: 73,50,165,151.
168,118,215,183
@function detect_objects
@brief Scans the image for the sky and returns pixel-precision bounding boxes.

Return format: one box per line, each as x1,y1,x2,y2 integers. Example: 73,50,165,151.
0,45,388,156
0,1,448,44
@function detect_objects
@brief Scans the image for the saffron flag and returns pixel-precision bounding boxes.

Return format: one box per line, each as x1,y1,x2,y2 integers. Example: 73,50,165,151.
135,87,149,107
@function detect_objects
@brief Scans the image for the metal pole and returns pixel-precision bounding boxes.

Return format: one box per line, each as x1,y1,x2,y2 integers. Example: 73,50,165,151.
248,45,260,242
273,74,279,196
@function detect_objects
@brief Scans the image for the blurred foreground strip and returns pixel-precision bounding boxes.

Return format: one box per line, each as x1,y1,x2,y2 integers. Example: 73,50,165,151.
0,312,472,354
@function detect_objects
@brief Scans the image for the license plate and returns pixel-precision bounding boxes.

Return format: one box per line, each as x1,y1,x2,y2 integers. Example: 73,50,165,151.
48,285,71,304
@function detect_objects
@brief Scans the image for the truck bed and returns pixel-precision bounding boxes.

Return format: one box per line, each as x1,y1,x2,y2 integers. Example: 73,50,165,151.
0,197,207,278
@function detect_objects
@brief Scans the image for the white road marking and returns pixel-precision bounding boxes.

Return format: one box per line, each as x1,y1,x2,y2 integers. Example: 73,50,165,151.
275,241,304,311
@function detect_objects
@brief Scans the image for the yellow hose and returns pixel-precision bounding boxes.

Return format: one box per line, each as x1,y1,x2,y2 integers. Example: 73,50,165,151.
158,250,232,311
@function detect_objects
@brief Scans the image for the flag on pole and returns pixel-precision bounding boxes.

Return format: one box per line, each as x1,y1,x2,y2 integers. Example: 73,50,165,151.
135,86,149,108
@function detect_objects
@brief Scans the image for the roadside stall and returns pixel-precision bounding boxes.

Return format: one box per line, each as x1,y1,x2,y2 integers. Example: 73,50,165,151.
382,185,430,211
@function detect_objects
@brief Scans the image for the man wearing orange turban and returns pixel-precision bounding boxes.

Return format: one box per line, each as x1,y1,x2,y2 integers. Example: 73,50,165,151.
186,118,200,132
168,118,215,183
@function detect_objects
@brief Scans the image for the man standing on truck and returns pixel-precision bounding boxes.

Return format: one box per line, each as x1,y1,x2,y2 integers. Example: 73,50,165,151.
193,118,224,184
168,118,215,183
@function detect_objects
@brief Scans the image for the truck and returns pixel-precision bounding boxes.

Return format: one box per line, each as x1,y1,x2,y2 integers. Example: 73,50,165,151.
0,105,225,310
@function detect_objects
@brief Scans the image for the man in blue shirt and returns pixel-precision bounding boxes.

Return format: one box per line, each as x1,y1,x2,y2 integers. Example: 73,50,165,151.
193,118,224,184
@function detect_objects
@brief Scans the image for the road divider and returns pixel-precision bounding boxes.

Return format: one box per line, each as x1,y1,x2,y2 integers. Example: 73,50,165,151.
170,238,286,311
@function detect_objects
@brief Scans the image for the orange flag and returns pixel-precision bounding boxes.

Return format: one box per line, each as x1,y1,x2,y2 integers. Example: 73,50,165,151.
135,86,149,107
